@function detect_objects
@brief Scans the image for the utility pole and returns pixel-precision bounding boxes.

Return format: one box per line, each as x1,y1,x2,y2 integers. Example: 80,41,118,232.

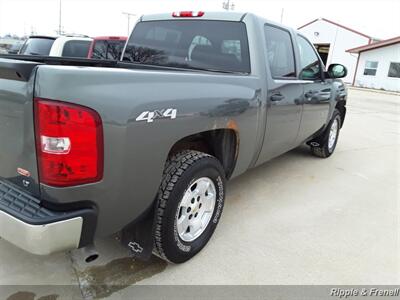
122,12,136,36
58,0,62,35
280,8,284,23
222,0,235,11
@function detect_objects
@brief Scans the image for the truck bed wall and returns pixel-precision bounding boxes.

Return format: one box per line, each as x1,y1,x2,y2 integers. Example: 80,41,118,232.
35,65,262,236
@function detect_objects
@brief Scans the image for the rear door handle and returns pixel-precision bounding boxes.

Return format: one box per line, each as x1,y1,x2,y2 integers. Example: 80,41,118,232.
270,93,285,101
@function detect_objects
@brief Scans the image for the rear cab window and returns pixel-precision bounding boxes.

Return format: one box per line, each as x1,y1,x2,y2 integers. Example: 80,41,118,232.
92,40,127,60
19,38,55,55
62,40,91,58
123,20,251,73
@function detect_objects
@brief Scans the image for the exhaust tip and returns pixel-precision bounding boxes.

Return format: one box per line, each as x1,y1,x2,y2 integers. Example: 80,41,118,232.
85,253,99,263
75,244,100,264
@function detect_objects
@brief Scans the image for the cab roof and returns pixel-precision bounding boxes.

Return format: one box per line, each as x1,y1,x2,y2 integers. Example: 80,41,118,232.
141,11,247,22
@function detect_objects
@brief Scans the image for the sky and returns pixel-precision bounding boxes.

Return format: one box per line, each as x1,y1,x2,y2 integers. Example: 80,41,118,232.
0,0,399,39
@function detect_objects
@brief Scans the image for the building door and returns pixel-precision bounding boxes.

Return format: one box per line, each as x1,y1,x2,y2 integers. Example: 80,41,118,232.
314,43,330,65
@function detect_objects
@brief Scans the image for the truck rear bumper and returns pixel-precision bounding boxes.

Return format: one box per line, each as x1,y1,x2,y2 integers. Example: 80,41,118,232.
0,179,96,255
0,210,83,255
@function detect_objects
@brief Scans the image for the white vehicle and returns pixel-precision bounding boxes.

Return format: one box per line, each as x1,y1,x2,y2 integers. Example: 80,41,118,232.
49,36,93,58
19,35,92,58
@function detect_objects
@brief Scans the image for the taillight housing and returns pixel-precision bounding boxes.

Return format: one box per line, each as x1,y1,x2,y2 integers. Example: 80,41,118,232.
172,11,205,18
34,98,103,187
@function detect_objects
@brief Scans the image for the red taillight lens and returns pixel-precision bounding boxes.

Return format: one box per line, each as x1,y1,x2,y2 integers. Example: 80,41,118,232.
34,98,103,187
172,11,205,17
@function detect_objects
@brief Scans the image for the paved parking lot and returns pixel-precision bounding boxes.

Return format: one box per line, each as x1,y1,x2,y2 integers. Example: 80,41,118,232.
0,88,399,299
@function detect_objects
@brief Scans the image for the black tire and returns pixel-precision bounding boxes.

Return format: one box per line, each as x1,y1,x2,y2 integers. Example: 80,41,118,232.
310,109,342,158
154,150,226,264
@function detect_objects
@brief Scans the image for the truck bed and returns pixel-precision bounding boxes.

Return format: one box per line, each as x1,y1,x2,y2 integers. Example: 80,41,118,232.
0,54,236,76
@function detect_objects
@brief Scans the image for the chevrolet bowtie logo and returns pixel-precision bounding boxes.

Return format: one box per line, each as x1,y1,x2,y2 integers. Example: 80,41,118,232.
128,242,143,253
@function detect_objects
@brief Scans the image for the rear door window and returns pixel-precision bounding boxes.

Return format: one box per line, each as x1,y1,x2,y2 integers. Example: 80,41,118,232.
123,20,251,73
62,40,91,58
92,40,127,60
19,38,55,55
264,25,296,79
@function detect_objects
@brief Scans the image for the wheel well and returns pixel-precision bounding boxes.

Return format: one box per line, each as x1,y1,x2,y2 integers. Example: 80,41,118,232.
168,129,238,179
335,101,346,128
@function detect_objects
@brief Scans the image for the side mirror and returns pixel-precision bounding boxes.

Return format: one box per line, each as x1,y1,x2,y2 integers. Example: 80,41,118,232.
328,64,347,79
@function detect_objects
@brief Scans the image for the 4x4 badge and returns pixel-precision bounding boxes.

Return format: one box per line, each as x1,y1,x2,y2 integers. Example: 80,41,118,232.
136,108,177,123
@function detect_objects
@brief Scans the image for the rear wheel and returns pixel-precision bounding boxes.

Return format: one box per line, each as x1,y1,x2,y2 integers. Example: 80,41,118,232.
310,109,341,158
154,150,226,263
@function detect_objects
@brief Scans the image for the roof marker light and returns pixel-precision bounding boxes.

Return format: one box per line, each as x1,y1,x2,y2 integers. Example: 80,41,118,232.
172,11,205,18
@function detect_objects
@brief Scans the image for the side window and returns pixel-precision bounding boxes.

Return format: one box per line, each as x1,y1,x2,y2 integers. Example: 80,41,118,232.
221,40,242,62
297,35,322,80
364,61,378,76
264,25,296,78
188,35,212,60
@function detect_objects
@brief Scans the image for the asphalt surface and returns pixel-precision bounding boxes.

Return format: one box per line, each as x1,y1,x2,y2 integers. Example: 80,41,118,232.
0,88,399,299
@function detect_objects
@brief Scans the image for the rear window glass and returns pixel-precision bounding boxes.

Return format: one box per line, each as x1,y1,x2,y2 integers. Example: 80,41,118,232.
19,38,55,55
123,20,250,73
62,40,91,58
91,40,126,60
264,25,296,78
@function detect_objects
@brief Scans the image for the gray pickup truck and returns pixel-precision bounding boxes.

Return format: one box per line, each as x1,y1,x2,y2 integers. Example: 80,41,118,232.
0,12,347,264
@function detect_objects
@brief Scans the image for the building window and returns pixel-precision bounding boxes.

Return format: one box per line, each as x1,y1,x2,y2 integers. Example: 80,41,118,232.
388,62,400,78
363,61,378,76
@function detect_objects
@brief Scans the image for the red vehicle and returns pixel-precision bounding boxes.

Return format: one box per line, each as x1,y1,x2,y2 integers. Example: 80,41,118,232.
87,36,127,60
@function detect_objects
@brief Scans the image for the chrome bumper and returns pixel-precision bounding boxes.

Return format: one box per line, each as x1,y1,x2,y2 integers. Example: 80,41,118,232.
0,179,95,255
0,210,82,255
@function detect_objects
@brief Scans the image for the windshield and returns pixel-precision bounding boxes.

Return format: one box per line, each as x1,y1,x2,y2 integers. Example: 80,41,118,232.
123,20,250,73
19,38,55,55
91,40,126,60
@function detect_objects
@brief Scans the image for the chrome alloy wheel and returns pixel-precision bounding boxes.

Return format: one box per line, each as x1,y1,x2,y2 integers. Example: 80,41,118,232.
328,118,339,150
176,177,217,242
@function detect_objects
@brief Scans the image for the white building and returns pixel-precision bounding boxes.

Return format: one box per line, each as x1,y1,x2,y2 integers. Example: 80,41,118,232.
298,18,376,83
347,37,400,92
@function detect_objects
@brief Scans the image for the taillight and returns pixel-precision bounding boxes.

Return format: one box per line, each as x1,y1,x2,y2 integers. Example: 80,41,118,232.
172,11,205,18
34,98,103,187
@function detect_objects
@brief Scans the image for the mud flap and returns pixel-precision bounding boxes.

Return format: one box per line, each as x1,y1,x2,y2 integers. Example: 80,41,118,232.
307,126,328,148
120,202,156,261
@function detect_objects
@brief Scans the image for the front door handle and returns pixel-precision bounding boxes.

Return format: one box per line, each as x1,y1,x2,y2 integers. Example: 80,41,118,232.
304,91,315,99
270,93,285,101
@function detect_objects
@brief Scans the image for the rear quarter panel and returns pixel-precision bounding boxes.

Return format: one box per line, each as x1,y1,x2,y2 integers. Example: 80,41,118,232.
34,65,262,236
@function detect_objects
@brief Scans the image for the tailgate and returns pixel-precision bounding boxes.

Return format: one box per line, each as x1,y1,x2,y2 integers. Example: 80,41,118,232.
0,58,41,196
